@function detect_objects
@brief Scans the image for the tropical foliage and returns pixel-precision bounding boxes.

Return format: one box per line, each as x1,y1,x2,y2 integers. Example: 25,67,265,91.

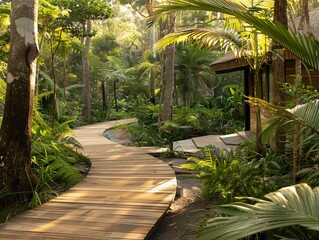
149,0,319,239
0,103,89,222
151,0,319,72
6,2,319,240
182,143,287,202
128,84,245,147
199,184,319,240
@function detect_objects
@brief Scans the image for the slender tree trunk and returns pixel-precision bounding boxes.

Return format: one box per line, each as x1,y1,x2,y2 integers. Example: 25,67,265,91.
252,28,263,153
63,57,67,102
113,80,118,112
51,39,57,127
255,72,263,153
35,31,45,96
158,55,164,132
272,0,288,153
82,20,92,122
157,19,165,132
0,0,39,203
162,13,175,121
50,29,62,128
150,69,156,105
292,0,309,184
146,0,156,105
293,70,302,184
101,81,108,111
298,0,310,32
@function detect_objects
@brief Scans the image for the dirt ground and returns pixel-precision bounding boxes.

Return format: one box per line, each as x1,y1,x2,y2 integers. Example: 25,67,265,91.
149,158,213,240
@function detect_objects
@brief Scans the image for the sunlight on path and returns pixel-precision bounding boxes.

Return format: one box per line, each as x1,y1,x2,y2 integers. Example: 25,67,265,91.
0,119,177,240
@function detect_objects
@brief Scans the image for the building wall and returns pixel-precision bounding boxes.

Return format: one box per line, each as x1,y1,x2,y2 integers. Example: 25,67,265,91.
249,60,319,133
285,60,319,90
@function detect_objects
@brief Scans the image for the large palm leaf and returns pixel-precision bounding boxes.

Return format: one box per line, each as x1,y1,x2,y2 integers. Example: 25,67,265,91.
248,97,319,137
150,0,319,71
199,183,319,240
135,50,161,81
154,27,244,53
99,56,129,82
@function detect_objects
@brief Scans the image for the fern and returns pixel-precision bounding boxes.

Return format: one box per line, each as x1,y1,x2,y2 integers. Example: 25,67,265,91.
30,105,89,206
181,144,284,202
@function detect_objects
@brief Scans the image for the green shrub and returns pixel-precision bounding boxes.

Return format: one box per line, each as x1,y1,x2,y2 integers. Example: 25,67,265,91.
30,110,90,207
181,144,289,203
127,84,245,147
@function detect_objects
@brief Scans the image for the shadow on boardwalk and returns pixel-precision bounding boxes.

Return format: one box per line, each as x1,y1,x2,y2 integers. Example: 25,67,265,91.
0,119,177,240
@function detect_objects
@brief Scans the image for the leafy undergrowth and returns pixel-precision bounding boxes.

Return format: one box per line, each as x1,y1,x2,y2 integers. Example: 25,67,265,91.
126,85,245,148
0,112,90,223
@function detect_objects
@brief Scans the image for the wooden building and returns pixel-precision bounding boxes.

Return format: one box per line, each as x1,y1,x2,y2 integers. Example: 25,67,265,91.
211,7,319,131
211,50,319,131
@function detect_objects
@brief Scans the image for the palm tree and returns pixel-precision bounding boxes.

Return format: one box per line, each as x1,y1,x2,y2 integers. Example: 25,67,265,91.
248,96,319,162
150,0,319,238
99,56,129,112
135,49,161,105
174,42,215,107
150,0,319,72
152,0,272,152
150,0,319,155
38,70,84,118
162,12,176,122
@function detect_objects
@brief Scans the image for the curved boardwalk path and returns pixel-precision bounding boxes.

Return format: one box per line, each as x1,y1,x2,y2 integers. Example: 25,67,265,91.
0,119,177,239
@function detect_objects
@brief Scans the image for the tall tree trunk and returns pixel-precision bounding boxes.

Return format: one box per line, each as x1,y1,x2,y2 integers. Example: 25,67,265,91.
298,0,310,32
82,20,92,122
146,0,156,105
51,38,57,127
293,0,309,184
158,55,164,132
293,67,302,184
50,29,62,128
113,80,118,112
0,0,39,203
150,69,156,105
157,18,165,132
272,0,288,153
252,29,263,153
63,56,67,103
35,31,45,96
101,81,108,111
162,13,175,121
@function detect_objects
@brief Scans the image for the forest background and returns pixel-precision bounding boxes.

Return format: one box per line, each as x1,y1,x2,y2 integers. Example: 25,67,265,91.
2,1,319,239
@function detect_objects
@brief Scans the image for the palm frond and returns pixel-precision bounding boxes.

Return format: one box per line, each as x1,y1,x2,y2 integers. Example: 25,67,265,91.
248,97,319,136
199,183,319,240
65,83,84,91
155,27,243,53
151,0,319,71
39,70,54,89
287,100,319,133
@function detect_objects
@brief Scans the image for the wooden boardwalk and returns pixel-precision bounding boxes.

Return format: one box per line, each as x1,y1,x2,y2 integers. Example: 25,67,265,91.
0,119,177,239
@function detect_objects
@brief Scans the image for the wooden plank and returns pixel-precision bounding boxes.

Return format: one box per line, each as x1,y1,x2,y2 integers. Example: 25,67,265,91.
36,201,169,211
0,229,147,240
0,119,176,240
18,209,164,220
49,198,173,205
2,219,152,235
14,214,160,226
